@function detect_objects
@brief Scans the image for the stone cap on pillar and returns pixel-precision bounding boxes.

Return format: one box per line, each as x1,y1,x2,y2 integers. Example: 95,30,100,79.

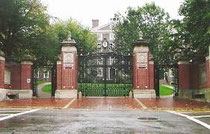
61,32,76,46
133,31,149,47
0,51,5,61
0,51,5,57
21,55,33,65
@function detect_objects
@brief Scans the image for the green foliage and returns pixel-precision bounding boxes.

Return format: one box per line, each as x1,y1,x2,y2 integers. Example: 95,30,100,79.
113,3,176,65
79,83,132,96
178,0,210,61
50,19,97,55
0,0,97,67
37,80,46,85
159,85,174,96
0,0,49,61
42,84,51,93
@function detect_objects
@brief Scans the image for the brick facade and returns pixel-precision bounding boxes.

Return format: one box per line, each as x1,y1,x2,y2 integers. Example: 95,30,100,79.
178,62,191,90
179,60,210,90
60,52,78,90
20,62,32,90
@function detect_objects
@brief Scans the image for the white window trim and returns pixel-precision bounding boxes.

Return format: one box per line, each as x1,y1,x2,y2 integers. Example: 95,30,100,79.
97,68,103,77
43,71,49,79
34,71,39,78
4,70,11,84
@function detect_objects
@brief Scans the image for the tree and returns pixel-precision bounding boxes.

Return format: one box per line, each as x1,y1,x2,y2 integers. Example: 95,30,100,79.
50,19,97,55
0,0,49,61
179,0,210,61
0,0,97,67
113,3,176,65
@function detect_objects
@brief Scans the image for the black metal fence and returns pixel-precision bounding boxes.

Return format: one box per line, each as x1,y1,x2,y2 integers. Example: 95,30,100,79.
78,52,133,97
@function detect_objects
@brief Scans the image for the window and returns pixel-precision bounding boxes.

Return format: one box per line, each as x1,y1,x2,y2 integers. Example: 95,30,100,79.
4,69,11,84
97,68,103,77
110,33,114,40
43,71,49,79
97,58,103,65
34,70,39,78
102,33,109,40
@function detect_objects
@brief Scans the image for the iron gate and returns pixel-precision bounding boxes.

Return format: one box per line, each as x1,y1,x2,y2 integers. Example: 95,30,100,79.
78,52,133,97
32,63,57,97
154,64,179,97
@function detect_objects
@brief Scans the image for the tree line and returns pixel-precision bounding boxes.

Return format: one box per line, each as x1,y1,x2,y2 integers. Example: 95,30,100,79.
113,0,210,65
0,0,209,66
0,0,97,67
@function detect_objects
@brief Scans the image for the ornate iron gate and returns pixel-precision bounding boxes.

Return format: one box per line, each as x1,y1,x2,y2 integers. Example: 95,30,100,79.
78,52,133,97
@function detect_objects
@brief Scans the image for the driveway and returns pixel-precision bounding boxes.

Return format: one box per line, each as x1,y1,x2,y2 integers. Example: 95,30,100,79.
0,109,209,134
0,98,209,133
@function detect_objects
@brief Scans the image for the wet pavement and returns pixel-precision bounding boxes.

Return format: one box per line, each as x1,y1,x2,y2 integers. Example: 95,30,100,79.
0,98,209,133
69,98,142,110
0,97,210,110
0,98,73,109
138,98,210,110
0,109,209,134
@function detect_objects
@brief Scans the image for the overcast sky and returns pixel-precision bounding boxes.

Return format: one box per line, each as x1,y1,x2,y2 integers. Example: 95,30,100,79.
41,0,185,27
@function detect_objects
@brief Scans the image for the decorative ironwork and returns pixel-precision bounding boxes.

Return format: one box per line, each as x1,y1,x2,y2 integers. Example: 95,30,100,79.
78,52,133,97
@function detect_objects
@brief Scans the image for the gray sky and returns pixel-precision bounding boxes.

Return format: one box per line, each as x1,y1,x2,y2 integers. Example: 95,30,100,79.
41,0,185,27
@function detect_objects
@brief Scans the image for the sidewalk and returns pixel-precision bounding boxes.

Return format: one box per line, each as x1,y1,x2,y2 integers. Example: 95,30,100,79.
0,98,73,109
0,97,209,111
37,82,51,98
137,98,210,110
69,98,142,110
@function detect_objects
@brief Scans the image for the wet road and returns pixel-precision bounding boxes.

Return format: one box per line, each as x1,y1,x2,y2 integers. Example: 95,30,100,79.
0,109,209,134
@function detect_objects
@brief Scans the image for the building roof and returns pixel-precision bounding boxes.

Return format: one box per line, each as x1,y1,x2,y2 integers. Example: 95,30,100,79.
91,22,112,33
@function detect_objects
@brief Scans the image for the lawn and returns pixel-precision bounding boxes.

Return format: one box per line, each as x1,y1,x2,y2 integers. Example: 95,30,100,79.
42,83,173,96
159,85,174,96
42,84,51,93
37,80,46,85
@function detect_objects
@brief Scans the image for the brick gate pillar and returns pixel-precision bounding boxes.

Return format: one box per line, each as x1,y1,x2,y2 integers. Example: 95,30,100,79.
178,61,191,97
0,51,6,101
18,60,33,98
55,33,78,98
133,37,156,98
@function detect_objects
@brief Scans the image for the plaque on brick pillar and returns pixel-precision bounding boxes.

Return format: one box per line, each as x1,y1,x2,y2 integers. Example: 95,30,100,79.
56,32,78,99
63,52,74,68
133,32,156,98
137,52,147,68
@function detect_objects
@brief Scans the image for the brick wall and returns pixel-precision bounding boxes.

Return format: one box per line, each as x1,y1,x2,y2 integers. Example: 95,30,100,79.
4,62,32,90
11,65,21,89
178,63,190,90
20,63,32,89
179,59,210,90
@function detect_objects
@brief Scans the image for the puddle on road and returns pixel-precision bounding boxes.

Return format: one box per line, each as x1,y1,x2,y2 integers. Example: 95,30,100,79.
137,117,159,121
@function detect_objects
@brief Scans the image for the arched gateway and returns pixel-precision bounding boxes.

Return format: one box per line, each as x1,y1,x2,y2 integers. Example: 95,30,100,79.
54,34,156,98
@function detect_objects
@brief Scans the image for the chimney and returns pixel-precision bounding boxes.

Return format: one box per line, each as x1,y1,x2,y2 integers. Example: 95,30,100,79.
92,19,99,28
